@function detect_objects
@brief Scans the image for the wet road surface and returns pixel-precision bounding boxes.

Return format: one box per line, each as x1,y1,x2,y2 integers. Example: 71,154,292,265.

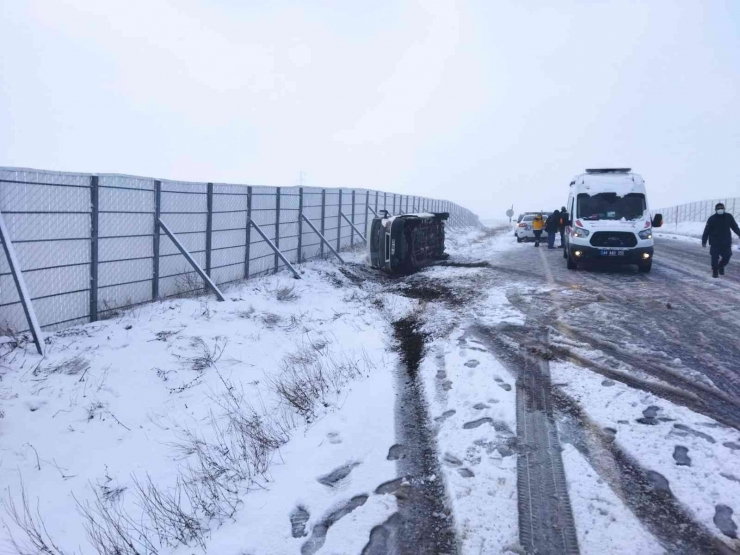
483,236,740,554
493,238,740,415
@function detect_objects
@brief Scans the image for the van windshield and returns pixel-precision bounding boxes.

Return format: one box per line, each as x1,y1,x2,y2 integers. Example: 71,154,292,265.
577,193,645,221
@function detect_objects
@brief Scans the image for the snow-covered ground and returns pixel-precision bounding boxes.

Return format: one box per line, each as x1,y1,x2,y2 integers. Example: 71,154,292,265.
656,221,707,239
553,360,740,552
0,256,411,554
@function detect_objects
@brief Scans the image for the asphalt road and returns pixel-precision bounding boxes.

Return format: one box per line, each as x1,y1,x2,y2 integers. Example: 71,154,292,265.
495,237,740,409
474,235,740,554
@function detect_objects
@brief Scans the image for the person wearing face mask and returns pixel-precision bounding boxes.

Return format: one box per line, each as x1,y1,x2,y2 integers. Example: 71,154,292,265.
702,203,740,278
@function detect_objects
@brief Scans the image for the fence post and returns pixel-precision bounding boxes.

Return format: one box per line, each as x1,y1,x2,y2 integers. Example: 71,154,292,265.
245,186,252,278
0,211,44,355
406,195,409,213
275,187,281,273
297,187,303,264
320,189,326,258
206,182,213,277
365,190,370,237
351,190,356,247
375,191,379,215
90,175,99,322
337,189,343,252
153,180,161,299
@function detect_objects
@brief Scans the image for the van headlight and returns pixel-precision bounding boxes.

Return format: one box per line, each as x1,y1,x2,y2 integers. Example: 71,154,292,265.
572,227,590,238
638,229,653,240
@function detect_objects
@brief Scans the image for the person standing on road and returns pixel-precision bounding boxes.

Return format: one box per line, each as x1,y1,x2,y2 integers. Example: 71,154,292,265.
558,206,569,248
532,213,545,247
702,202,740,278
546,210,560,249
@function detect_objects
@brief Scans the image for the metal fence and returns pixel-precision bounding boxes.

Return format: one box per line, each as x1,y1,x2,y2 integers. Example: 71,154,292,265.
654,197,740,225
0,167,480,336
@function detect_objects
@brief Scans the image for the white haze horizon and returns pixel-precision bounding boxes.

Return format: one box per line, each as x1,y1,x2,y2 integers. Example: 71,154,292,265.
2,1,739,221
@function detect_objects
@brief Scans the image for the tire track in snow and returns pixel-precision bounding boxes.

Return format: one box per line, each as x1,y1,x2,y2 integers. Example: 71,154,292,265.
363,314,458,555
474,322,580,555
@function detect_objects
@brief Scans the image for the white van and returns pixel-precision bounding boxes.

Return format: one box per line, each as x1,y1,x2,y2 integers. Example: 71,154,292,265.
563,168,662,272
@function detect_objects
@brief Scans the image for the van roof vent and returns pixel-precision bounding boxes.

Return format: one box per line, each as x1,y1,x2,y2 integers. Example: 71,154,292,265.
585,168,631,174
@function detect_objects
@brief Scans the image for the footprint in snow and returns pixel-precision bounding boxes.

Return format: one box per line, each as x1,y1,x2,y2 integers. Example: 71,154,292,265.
672,424,716,444
290,506,310,538
637,405,662,426
434,410,456,423
464,360,480,368
317,462,360,487
463,417,493,429
494,377,512,392
375,477,408,496
673,446,691,466
646,471,671,493
714,505,738,539
387,444,406,461
301,495,369,555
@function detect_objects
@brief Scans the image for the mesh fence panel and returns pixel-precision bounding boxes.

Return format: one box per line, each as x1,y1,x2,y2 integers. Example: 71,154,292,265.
1,167,480,333
0,169,92,331
97,175,156,315
654,198,740,225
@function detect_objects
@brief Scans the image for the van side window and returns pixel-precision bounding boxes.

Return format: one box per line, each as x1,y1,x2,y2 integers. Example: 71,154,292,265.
570,198,575,223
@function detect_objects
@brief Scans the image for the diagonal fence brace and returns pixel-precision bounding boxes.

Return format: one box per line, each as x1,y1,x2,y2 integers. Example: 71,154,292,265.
340,211,366,243
0,210,45,355
157,218,226,300
301,213,345,264
250,220,301,279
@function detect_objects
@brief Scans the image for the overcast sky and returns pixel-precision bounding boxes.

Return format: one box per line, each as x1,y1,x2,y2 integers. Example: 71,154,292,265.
1,0,738,219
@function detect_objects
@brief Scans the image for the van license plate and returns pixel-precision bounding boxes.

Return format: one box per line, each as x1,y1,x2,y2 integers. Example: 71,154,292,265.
600,249,624,257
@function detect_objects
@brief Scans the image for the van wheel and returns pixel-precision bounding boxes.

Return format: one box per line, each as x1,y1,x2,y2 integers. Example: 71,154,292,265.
638,261,652,273
516,236,522,243
566,253,577,270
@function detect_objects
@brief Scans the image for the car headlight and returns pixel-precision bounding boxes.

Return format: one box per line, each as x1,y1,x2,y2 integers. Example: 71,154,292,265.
638,229,653,240
572,227,590,238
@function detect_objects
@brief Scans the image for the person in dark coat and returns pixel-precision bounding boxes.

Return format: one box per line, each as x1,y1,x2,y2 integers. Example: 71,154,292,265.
546,210,560,249
558,206,569,248
702,202,740,278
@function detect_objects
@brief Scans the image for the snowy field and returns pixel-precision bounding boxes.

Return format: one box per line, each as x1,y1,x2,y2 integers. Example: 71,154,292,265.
1,254,411,554
2,225,739,554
